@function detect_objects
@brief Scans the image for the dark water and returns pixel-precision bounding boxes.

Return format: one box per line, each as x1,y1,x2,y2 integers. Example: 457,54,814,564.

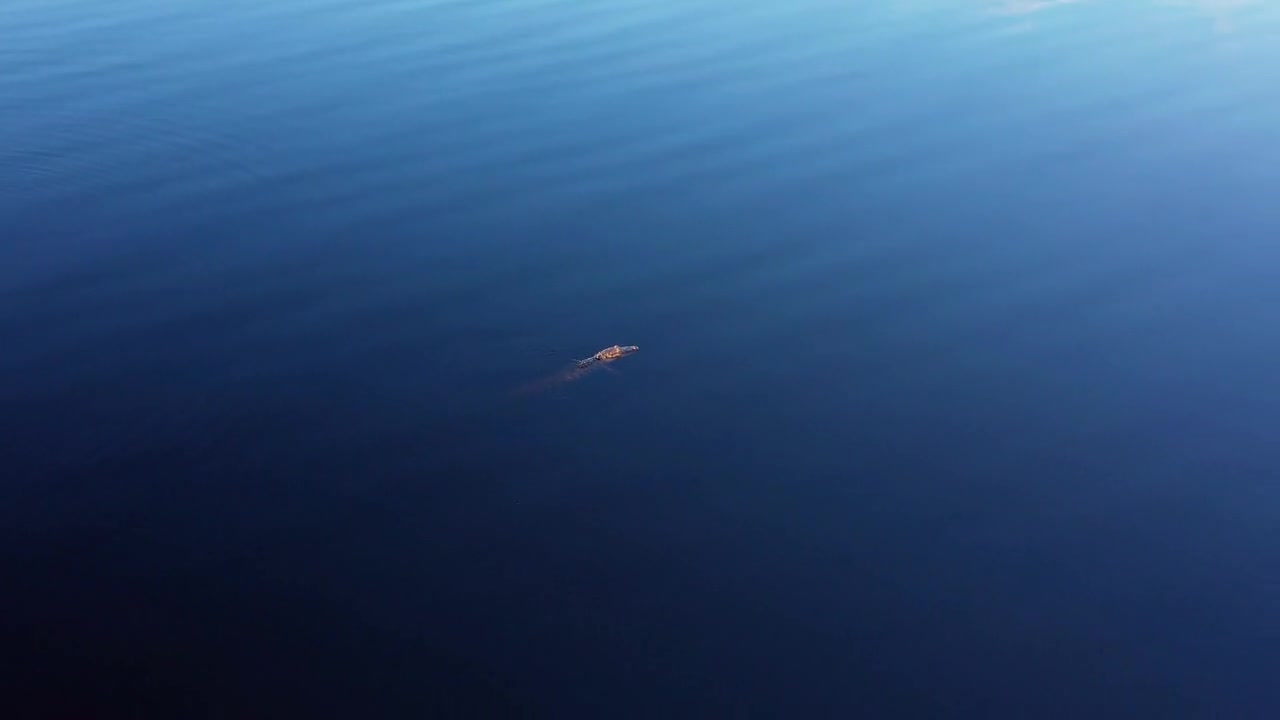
4,0,1280,716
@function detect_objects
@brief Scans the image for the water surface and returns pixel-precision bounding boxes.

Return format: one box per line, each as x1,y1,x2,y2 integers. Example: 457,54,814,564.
3,0,1280,716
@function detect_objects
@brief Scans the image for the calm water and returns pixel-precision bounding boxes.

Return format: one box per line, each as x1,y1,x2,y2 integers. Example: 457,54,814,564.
4,0,1280,716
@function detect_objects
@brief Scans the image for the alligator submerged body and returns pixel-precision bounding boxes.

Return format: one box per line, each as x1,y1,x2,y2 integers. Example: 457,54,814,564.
516,344,640,395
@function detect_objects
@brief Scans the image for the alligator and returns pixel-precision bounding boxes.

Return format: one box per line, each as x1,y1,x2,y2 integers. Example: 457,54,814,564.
574,344,640,369
516,344,640,396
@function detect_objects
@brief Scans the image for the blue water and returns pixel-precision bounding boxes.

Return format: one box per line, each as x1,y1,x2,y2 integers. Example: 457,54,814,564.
4,0,1280,716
